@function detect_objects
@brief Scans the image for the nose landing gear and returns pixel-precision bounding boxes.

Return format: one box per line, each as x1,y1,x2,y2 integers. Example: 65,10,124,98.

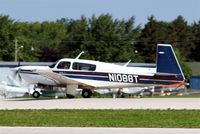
32,91,40,98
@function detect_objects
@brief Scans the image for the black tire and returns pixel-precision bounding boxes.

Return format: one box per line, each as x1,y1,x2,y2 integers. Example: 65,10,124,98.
82,89,92,98
32,91,40,98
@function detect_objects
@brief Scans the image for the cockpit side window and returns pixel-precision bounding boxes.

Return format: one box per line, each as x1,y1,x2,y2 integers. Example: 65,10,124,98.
57,61,71,69
72,62,96,71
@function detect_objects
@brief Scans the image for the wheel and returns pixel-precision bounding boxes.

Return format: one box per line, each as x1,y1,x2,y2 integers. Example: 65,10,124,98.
82,89,92,98
32,91,40,98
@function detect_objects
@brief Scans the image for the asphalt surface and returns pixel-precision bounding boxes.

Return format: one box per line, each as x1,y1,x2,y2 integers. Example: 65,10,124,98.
1,98,200,134
1,98,200,109
1,127,200,134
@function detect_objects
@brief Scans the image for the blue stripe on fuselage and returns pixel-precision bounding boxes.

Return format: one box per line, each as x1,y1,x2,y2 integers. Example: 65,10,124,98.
65,74,109,81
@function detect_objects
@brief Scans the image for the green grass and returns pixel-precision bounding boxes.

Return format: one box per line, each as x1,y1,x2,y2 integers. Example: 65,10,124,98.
0,109,200,128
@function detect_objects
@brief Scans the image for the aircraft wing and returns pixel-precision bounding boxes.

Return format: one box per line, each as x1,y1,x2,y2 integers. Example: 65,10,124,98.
35,69,95,88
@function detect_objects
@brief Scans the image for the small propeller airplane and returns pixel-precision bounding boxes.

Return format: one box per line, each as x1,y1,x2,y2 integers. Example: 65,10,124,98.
14,44,185,98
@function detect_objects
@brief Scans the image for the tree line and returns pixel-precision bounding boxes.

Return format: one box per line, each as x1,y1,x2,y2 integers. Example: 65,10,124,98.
1,14,199,79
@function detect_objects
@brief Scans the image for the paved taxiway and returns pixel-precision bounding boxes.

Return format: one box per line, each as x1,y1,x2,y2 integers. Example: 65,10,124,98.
1,127,200,134
1,98,200,134
1,98,200,109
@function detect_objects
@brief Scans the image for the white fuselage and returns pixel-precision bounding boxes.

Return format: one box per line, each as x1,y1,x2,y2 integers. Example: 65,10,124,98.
18,58,156,89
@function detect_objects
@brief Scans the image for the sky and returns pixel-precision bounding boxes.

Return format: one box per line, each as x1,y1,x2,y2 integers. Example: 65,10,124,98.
0,0,200,26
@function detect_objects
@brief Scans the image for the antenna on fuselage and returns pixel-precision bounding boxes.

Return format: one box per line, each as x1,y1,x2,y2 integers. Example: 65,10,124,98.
75,51,84,59
123,60,131,67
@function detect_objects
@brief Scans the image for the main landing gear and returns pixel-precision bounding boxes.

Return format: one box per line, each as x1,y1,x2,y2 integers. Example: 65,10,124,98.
82,89,93,98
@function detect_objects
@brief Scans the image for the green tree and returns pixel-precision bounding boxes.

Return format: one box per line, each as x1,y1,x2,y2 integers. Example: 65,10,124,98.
0,15,17,61
85,14,141,62
174,48,192,82
13,22,41,61
60,16,88,59
136,15,170,62
60,14,141,62
169,15,194,61
37,21,68,61
190,21,200,61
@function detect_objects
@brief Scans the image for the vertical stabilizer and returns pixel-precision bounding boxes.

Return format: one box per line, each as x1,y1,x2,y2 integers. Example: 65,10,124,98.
156,44,185,81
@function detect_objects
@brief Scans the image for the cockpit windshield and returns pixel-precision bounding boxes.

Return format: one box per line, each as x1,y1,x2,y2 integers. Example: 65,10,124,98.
57,61,71,69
